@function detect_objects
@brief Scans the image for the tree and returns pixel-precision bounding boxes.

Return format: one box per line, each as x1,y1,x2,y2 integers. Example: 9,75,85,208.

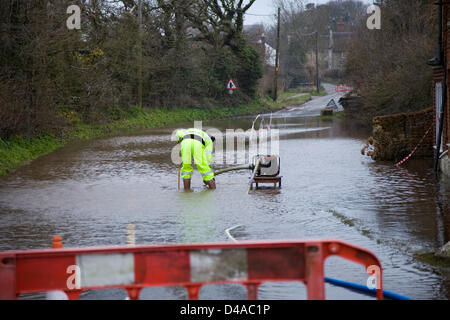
184,0,257,50
0,0,263,138
265,0,365,89
344,0,436,125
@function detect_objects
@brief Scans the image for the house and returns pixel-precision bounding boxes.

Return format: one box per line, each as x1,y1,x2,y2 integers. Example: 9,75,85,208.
328,17,354,70
243,24,276,67
244,24,278,95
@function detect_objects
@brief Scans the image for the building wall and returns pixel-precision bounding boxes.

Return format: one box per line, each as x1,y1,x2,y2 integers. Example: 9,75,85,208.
328,18,353,71
332,52,346,70
243,24,275,96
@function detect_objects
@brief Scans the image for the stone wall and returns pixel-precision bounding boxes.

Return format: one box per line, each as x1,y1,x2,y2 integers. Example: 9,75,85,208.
371,107,434,162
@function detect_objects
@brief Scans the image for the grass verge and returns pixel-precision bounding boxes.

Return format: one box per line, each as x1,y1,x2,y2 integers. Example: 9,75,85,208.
414,252,450,269
328,210,375,240
0,135,63,178
314,111,347,120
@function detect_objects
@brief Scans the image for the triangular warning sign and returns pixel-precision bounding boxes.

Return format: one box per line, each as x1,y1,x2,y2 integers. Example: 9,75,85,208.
227,78,238,90
327,99,338,110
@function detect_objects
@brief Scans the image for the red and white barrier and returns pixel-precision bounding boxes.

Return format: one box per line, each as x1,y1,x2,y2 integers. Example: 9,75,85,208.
335,84,353,93
0,239,384,300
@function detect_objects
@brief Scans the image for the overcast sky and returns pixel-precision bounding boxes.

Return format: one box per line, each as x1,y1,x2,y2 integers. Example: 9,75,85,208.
244,0,373,26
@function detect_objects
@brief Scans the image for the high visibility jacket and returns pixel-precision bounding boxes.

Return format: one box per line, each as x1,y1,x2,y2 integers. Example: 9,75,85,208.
176,128,214,181
176,128,214,164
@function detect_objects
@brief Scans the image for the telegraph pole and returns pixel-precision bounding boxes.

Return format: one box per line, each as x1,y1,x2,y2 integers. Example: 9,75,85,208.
138,0,143,108
315,31,320,94
273,7,281,101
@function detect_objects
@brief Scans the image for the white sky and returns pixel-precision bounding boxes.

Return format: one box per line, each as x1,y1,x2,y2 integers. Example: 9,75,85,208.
244,0,373,26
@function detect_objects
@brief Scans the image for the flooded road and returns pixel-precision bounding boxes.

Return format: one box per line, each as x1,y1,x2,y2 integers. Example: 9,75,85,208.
1,91,450,300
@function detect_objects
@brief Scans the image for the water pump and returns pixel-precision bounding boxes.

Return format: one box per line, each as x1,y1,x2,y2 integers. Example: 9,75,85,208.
251,155,281,177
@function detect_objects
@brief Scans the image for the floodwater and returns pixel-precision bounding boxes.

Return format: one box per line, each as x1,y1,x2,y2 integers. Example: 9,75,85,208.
1,94,450,300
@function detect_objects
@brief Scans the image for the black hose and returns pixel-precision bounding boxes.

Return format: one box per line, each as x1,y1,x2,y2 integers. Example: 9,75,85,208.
214,165,252,176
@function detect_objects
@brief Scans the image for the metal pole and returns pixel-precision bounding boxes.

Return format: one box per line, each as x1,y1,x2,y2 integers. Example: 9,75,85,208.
138,0,143,108
273,7,281,101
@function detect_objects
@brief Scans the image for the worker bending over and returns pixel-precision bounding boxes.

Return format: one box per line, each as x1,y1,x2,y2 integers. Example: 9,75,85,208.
176,128,216,190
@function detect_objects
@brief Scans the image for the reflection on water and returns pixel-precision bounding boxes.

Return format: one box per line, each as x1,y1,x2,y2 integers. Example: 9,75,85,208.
1,115,449,300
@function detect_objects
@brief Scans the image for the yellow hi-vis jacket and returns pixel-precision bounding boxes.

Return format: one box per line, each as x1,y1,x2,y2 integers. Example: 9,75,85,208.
176,128,214,182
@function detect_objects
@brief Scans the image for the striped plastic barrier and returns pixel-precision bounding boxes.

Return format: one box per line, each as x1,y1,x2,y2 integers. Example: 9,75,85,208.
0,239,383,300
335,85,353,93
395,124,433,167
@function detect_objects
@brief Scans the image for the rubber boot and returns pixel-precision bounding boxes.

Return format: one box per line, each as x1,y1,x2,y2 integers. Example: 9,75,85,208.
183,179,191,191
205,179,216,190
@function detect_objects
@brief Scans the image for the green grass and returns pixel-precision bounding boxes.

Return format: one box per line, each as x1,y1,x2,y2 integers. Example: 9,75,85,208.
414,252,450,269
311,87,328,96
314,111,347,120
329,210,375,240
268,92,312,108
287,85,327,95
330,210,356,227
0,134,62,177
1,94,310,179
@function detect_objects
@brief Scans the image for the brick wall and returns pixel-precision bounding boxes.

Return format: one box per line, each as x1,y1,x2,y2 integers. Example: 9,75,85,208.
371,108,434,162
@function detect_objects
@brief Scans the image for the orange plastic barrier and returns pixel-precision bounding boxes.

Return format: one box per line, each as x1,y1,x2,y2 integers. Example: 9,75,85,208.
0,239,383,300
335,84,353,93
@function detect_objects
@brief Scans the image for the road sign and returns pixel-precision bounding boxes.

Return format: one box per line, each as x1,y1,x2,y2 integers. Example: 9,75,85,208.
326,99,338,111
227,78,238,91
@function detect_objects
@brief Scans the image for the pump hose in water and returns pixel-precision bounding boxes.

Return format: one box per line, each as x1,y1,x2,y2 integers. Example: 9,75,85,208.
213,164,258,195
211,160,261,195
324,277,413,300
214,165,252,176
